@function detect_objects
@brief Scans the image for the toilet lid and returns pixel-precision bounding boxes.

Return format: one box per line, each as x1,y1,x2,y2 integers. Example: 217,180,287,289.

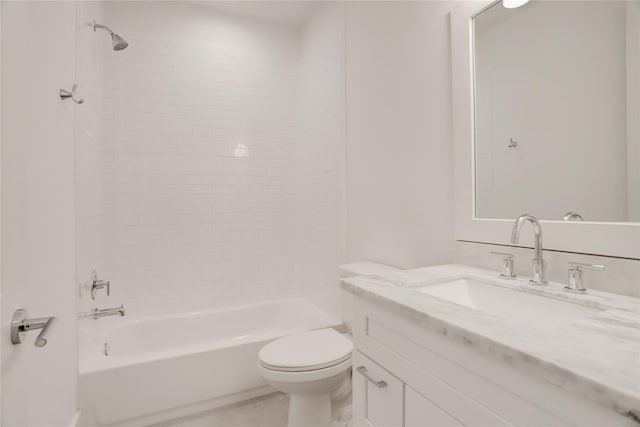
259,329,353,372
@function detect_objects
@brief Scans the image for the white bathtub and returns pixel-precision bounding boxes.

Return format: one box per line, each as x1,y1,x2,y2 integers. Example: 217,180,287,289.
79,299,340,426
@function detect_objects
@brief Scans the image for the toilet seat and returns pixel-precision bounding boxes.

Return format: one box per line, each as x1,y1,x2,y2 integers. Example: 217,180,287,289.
258,356,352,384
259,329,353,372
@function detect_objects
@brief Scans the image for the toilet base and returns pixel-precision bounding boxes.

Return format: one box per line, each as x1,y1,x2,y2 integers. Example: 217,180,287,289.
288,392,331,427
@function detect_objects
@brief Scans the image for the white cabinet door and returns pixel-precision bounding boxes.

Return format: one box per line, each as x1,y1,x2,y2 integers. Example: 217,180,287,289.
405,386,464,427
353,351,403,427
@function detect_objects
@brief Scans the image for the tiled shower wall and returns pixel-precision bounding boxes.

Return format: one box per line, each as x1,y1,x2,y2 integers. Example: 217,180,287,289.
99,1,299,316
76,1,345,354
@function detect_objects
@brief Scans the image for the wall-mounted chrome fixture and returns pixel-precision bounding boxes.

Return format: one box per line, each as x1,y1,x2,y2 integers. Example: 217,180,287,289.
563,211,584,221
11,309,56,348
91,270,110,300
60,84,84,104
503,0,530,9
92,20,128,51
93,305,125,320
508,138,518,149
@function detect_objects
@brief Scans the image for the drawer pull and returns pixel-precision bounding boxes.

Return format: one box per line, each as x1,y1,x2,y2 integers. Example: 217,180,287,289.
356,366,388,388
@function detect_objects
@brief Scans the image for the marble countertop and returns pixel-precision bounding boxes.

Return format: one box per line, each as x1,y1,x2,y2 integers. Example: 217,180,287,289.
340,264,640,419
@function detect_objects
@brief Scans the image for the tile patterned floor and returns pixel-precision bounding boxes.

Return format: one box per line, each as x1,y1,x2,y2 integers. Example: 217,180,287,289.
152,393,289,427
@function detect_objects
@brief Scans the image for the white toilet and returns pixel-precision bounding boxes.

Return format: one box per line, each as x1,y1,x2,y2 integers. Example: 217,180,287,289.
258,329,353,427
258,263,401,427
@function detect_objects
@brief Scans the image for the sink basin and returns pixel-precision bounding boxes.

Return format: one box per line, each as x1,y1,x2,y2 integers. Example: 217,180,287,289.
415,278,602,328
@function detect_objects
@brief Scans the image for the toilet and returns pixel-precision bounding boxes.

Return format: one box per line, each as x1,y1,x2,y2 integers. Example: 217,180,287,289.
258,329,353,427
257,263,401,427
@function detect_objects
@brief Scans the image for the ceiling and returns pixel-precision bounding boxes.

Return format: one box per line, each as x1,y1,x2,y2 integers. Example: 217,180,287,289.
190,1,323,28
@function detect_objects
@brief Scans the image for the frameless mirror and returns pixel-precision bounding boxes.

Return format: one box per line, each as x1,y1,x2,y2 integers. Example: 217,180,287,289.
473,0,639,223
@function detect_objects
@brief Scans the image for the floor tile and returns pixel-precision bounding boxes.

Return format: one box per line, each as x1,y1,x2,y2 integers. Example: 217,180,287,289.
158,393,289,427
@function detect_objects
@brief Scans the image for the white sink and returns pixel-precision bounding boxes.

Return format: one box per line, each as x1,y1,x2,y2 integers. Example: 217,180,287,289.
415,278,602,328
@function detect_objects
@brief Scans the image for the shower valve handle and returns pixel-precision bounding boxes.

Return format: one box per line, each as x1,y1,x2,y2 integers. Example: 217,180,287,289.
91,270,110,300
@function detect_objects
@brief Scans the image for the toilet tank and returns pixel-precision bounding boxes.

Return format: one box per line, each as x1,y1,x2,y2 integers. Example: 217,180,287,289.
339,262,401,334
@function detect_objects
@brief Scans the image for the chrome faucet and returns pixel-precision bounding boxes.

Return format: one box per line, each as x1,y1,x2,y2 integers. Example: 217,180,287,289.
511,214,547,285
563,211,584,221
93,305,125,320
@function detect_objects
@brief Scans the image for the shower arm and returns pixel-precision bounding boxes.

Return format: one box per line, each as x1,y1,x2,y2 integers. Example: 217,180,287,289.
92,21,114,35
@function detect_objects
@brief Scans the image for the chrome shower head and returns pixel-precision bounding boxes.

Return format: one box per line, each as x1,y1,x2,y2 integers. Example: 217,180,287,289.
111,33,128,51
92,20,129,51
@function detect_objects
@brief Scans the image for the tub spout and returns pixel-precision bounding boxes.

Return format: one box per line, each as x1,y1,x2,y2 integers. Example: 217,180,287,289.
93,304,125,320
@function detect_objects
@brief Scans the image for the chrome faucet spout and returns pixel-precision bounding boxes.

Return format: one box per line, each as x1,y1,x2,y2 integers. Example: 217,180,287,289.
511,214,547,285
93,305,125,320
511,214,543,260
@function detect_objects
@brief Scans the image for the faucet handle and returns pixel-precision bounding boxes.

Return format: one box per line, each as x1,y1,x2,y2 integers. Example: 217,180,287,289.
565,262,605,293
91,270,110,300
10,309,57,347
490,251,516,279
568,262,605,271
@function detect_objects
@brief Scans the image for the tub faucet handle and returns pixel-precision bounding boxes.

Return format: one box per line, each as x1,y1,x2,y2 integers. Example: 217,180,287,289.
91,270,110,300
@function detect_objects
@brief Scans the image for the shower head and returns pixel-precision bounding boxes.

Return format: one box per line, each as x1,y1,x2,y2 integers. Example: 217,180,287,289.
92,20,129,51
111,33,128,51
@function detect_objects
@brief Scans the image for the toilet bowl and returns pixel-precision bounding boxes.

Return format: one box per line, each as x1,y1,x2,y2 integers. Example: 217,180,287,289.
257,328,353,427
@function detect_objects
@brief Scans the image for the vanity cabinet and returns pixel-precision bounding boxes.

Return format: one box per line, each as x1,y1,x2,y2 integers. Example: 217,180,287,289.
354,351,470,427
353,351,403,427
350,297,637,427
404,385,462,427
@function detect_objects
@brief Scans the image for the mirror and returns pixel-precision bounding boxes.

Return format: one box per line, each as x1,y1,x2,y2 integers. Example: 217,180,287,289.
472,0,639,223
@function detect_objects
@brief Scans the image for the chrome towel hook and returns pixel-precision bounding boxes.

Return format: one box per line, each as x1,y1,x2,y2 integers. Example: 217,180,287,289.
59,84,84,104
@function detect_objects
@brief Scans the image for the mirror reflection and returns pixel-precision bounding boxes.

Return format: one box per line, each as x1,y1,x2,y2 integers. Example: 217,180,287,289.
473,0,639,223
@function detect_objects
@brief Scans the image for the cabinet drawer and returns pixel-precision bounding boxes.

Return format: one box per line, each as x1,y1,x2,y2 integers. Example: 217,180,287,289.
353,350,403,427
405,386,464,427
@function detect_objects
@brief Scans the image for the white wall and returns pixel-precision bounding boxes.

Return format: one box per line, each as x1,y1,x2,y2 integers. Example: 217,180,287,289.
345,1,455,269
627,1,640,222
294,2,346,316
1,2,78,425
474,1,628,222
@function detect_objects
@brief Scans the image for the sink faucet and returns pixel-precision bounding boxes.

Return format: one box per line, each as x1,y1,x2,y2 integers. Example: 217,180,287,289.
511,214,547,285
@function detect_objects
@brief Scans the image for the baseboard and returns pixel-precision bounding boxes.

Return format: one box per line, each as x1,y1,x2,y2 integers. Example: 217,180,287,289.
83,385,275,427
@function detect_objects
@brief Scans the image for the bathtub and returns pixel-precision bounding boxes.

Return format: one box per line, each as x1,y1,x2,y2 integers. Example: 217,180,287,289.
79,298,340,426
